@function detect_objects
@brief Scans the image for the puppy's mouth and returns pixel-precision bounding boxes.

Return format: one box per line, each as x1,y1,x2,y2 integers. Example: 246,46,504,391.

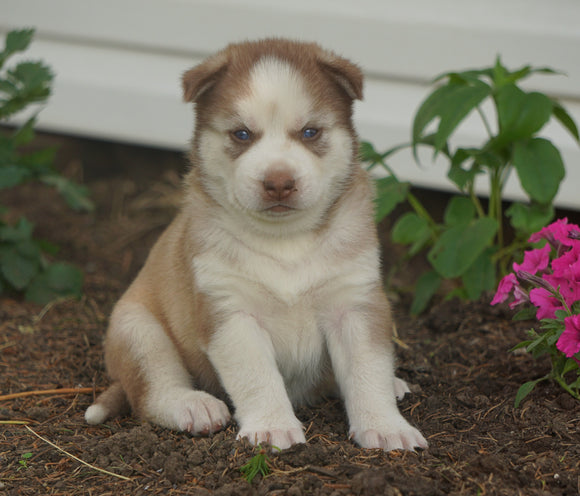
264,204,295,214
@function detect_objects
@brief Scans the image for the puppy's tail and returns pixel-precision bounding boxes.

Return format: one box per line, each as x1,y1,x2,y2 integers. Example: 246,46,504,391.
85,382,130,425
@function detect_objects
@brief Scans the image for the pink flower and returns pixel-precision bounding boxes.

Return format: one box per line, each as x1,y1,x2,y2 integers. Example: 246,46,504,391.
529,287,563,320
556,314,580,357
529,218,580,247
513,243,551,275
510,284,529,308
552,244,580,281
543,273,580,309
491,273,518,305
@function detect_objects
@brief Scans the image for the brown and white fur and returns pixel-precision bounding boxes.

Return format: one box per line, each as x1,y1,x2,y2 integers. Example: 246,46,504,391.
85,39,427,452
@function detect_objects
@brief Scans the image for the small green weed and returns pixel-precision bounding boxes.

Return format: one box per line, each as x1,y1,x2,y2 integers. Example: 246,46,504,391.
18,452,32,470
240,445,278,483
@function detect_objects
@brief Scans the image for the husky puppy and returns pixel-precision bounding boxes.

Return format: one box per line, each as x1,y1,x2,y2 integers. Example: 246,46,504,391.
85,39,427,452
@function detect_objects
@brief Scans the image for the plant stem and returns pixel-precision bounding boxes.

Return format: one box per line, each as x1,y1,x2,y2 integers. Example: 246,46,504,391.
468,183,486,218
552,373,580,401
375,155,438,238
489,169,504,249
376,157,401,180
476,106,494,138
407,191,438,234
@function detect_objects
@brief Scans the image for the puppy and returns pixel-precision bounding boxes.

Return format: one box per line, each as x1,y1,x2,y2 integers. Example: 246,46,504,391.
85,39,427,452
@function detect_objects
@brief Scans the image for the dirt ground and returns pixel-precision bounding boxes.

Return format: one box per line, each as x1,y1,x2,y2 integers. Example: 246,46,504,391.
1,134,579,495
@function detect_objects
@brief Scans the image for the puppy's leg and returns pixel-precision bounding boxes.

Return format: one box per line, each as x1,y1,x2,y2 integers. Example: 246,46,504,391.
323,299,428,452
106,302,231,435
207,311,305,450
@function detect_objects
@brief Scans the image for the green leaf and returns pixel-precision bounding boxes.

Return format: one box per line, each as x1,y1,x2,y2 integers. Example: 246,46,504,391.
4,29,34,55
514,378,544,408
411,270,441,315
19,147,57,173
492,57,510,87
512,138,565,204
0,61,53,119
391,212,430,245
0,79,18,96
512,307,538,321
392,213,428,244
443,196,475,226
433,67,494,85
526,333,550,356
41,175,95,212
9,61,54,95
374,176,410,222
567,376,580,390
12,116,37,146
359,141,383,164
36,239,60,256
552,101,580,143
506,202,554,235
0,165,30,189
493,59,562,87
510,340,532,352
0,29,34,69
0,218,35,242
24,262,83,304
554,309,569,321
391,212,432,255
0,241,42,290
447,148,484,190
495,85,552,146
428,218,498,278
412,81,491,159
461,248,496,300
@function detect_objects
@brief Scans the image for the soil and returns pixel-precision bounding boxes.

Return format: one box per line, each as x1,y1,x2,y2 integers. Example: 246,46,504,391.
1,134,580,496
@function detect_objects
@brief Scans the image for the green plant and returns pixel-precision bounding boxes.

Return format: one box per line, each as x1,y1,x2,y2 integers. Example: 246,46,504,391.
364,57,579,314
18,452,33,470
240,445,278,483
0,29,93,303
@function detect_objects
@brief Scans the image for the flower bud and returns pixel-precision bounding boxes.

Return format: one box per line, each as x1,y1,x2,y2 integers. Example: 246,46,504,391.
516,270,559,296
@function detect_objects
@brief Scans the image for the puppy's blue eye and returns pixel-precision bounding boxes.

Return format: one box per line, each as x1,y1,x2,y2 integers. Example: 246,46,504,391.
232,129,251,141
302,128,319,139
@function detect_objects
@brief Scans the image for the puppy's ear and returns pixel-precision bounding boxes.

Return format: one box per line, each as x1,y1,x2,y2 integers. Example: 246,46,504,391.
318,51,363,101
182,52,229,103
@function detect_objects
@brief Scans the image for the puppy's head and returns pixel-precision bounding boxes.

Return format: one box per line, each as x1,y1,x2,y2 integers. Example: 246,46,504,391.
183,39,363,235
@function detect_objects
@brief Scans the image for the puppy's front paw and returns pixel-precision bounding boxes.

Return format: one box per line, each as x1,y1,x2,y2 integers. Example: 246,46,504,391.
172,390,231,436
351,423,428,452
237,417,305,450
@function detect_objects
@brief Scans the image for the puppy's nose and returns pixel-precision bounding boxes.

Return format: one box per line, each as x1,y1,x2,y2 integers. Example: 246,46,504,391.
263,170,296,201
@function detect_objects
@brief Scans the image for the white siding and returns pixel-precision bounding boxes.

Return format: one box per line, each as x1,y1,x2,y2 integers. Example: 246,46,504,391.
1,0,579,208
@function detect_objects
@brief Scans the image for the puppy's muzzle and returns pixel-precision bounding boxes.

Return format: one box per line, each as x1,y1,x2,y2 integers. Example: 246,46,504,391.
262,170,297,202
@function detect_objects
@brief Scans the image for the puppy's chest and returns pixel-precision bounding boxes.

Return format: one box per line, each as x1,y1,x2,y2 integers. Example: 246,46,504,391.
195,235,354,308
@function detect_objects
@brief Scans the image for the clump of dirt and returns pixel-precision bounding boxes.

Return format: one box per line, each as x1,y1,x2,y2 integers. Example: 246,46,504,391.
1,134,579,495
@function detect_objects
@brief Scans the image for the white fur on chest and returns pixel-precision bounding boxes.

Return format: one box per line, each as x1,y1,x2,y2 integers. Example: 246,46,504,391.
192,216,379,402
193,216,378,312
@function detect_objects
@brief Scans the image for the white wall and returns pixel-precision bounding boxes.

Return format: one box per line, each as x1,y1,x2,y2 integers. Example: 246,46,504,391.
1,0,579,208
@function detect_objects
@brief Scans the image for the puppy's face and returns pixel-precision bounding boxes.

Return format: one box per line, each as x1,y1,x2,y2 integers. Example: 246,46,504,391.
183,40,363,234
